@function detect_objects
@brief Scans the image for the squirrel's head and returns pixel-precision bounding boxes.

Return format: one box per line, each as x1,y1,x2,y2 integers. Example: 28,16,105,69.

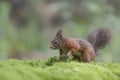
50,29,63,50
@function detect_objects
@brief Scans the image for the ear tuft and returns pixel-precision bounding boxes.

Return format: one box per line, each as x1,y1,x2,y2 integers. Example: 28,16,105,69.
56,28,63,39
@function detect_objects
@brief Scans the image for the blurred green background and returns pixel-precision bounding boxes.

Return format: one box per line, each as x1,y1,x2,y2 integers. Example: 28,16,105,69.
0,0,120,62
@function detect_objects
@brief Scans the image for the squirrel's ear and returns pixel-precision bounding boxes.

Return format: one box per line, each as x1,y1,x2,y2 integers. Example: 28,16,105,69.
56,29,63,39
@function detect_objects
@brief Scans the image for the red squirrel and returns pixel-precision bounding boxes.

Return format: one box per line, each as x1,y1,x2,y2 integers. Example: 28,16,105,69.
50,28,111,62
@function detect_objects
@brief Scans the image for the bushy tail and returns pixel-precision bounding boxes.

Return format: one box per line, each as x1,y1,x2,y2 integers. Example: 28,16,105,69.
87,28,111,53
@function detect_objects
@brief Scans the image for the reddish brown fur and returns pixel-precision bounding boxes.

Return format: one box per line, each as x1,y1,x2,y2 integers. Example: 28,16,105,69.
50,28,111,62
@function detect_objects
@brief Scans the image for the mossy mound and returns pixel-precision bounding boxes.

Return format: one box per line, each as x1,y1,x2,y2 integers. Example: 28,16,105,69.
0,59,119,80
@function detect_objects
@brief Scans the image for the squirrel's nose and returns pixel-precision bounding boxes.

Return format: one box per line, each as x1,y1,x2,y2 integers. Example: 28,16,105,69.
50,46,56,49
50,46,52,49
50,46,53,49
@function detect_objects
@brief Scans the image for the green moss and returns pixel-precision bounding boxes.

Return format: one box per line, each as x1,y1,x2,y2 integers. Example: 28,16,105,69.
0,59,119,80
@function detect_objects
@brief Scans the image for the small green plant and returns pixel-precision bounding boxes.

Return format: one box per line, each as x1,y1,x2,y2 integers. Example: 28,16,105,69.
72,52,83,61
45,56,59,66
45,53,82,66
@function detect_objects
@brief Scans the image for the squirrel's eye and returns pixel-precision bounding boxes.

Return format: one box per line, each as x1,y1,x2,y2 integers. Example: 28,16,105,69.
54,41,58,45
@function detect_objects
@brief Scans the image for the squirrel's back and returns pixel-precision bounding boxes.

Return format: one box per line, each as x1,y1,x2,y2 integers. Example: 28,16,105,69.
75,38,93,51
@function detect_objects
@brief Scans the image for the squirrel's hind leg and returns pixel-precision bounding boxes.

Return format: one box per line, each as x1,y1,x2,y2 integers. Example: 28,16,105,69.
82,52,91,63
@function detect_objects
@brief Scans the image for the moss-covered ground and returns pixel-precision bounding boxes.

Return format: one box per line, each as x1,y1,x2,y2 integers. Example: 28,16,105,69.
0,58,120,80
